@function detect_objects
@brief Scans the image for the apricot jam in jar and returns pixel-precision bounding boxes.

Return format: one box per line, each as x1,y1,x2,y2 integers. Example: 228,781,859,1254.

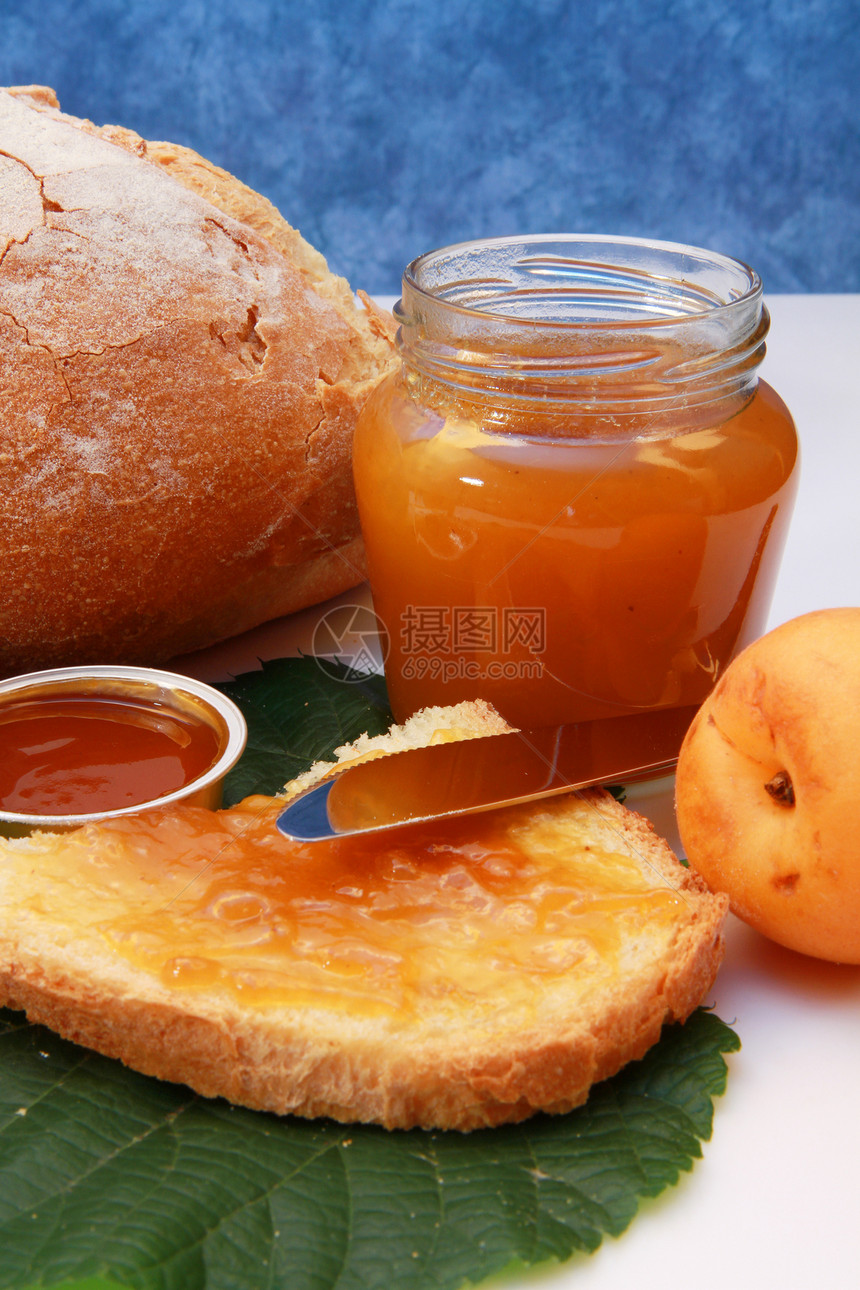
353,235,799,729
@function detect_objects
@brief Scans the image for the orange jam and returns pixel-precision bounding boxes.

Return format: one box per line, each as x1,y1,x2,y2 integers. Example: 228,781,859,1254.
354,375,797,729
353,235,799,731
0,694,221,815
18,794,686,1018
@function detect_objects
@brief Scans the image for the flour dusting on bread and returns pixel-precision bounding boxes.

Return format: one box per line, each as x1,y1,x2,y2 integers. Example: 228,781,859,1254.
0,85,396,677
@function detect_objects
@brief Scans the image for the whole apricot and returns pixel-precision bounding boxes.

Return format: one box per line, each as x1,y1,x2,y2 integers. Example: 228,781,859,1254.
675,607,860,963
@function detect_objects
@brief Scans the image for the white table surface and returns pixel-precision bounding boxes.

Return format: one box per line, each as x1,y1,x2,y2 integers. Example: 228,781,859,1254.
177,295,860,1290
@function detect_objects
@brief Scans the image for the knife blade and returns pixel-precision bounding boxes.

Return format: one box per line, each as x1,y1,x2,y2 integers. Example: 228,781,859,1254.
276,703,698,842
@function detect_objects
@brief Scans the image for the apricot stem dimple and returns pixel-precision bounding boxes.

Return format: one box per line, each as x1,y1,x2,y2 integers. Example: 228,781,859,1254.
765,770,795,806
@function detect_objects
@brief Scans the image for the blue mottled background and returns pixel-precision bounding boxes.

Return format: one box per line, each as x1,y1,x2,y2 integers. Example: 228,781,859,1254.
1,0,857,293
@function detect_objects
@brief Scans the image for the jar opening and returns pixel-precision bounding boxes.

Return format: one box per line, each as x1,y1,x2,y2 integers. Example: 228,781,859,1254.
402,234,761,326
395,235,767,412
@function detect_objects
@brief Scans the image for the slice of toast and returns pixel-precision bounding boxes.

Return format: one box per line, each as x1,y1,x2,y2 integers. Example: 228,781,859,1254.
0,701,727,1131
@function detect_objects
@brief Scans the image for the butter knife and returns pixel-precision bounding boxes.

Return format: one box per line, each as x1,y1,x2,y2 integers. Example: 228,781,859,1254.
276,703,698,842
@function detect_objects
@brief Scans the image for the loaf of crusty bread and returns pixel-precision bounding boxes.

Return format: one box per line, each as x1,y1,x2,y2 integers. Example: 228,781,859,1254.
0,700,728,1131
0,85,396,677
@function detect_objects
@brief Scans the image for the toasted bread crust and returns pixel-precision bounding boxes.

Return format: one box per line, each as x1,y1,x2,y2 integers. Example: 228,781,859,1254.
0,86,395,675
0,703,727,1131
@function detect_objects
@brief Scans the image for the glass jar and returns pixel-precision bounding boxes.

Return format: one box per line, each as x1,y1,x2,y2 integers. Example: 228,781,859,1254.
353,235,799,730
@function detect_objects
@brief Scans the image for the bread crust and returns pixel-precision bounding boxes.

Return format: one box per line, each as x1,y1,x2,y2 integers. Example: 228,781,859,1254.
0,703,727,1131
0,86,395,675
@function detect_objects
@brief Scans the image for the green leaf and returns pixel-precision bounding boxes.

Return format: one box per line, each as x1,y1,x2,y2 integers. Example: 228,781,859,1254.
0,657,740,1290
21,1281,127,1290
0,1008,738,1290
216,657,391,805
